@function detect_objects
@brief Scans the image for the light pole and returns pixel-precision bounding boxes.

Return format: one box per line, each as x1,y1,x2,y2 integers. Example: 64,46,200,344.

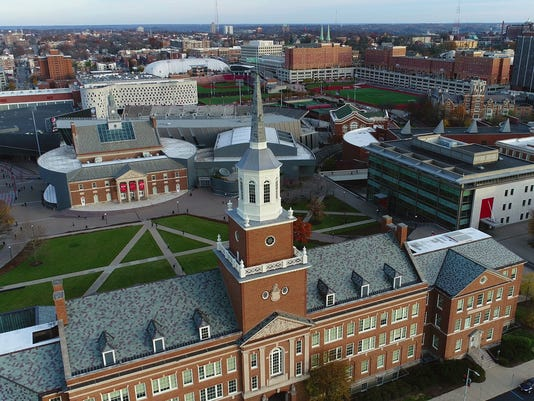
176,200,180,214
104,213,107,224
463,368,480,401
8,245,12,259
31,108,42,157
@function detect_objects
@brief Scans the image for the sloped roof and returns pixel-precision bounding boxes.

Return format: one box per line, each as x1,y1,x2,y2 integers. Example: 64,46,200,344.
0,343,64,396
73,120,161,155
306,233,422,311
64,269,239,375
434,250,486,296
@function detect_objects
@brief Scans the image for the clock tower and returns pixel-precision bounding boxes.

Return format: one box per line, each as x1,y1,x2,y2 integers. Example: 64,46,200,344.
216,73,310,333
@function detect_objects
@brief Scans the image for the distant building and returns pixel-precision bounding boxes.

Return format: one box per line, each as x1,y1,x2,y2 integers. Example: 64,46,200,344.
36,49,75,82
0,53,15,74
367,134,534,229
330,103,390,139
240,40,284,63
496,135,534,161
511,35,534,92
78,73,198,118
144,58,230,78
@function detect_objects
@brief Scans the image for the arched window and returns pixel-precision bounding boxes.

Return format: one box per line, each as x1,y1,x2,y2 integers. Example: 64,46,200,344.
350,121,359,130
270,347,283,376
342,124,348,133
263,181,271,203
249,181,256,204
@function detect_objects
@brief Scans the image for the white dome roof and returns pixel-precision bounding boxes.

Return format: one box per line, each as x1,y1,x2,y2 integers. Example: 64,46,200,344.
145,58,230,77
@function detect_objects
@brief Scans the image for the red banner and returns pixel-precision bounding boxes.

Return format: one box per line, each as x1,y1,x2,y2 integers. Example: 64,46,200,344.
129,181,137,191
138,180,145,190
119,182,127,193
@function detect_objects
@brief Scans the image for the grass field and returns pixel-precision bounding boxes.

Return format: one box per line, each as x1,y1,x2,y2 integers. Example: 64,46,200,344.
0,226,141,286
157,230,210,253
98,260,176,293
121,230,162,263
312,214,369,230
326,87,421,106
177,251,219,275
155,215,228,241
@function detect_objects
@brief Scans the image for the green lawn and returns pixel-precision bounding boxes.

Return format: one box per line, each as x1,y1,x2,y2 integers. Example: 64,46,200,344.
326,221,382,236
0,226,141,286
121,230,162,263
98,260,176,293
0,273,102,313
177,251,219,275
312,214,368,230
323,196,360,213
199,95,252,105
155,215,228,241
158,230,210,253
326,87,420,106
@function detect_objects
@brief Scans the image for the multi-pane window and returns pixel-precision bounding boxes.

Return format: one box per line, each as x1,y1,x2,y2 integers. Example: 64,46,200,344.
311,332,320,347
511,267,517,280
311,354,320,368
376,354,385,369
486,290,494,303
250,353,257,368
412,303,419,317
200,383,223,401
152,374,178,395
346,343,354,357
392,306,408,323
456,299,464,312
324,346,342,362
361,360,369,373
390,327,407,343
508,286,515,297
184,393,195,401
324,326,343,343
407,344,415,358
493,306,501,319
434,313,442,328
496,287,503,300
455,339,463,352
358,337,376,353
296,339,302,354
135,383,147,400
410,323,417,337
296,361,303,376
102,350,115,366
476,293,484,307
198,361,222,381
486,328,494,341
228,379,237,394
467,296,474,309
102,389,129,401
474,313,481,325
251,376,258,391
484,310,490,322
392,349,400,363
227,356,236,373
378,332,387,346
505,305,512,316
380,312,388,326
248,181,256,203
454,318,461,332
436,294,444,310
432,335,439,350
464,316,471,329
263,181,270,203
270,348,283,376
183,369,193,386
326,293,335,306
347,322,355,336
359,316,377,332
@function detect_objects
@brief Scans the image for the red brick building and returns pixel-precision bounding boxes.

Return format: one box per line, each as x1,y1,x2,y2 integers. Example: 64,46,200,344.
285,44,353,70
37,49,75,81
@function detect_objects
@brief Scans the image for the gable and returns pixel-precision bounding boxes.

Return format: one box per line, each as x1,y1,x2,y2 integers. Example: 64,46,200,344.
456,269,512,297
116,168,145,180
241,313,313,345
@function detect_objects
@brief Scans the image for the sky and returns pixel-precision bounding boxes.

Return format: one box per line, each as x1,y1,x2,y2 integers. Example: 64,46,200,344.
1,0,531,26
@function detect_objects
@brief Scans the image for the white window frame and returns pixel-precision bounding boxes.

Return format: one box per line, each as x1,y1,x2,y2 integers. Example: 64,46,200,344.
326,293,335,306
102,389,129,401
102,350,115,366
311,332,320,347
153,337,165,353
270,347,283,377
250,352,258,368
296,361,303,376
346,343,354,357
377,354,385,369
198,361,222,381
227,356,236,373
200,383,223,401
324,326,343,344
228,379,237,395
183,369,193,386
346,321,355,336
296,339,303,354
135,383,147,400
359,316,377,333
199,326,210,340
152,373,178,395
251,376,259,391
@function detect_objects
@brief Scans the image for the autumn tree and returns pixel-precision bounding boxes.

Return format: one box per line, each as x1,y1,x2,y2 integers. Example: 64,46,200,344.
0,200,14,235
22,223,45,266
308,197,325,224
293,217,312,246
306,360,350,401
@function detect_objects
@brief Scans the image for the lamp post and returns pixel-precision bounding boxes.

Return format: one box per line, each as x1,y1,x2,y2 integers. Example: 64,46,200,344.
31,108,42,157
463,368,480,401
104,213,108,224
8,245,12,259
176,200,180,214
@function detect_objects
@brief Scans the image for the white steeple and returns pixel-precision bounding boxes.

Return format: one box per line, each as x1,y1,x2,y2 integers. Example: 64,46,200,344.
235,72,283,222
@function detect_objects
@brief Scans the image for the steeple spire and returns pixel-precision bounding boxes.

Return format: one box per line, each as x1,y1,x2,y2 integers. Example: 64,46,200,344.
326,25,331,42
250,72,267,149
320,25,324,42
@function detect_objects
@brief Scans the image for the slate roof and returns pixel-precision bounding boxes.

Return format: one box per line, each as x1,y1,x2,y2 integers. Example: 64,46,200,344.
63,270,239,375
0,306,56,334
73,120,161,155
241,311,313,344
66,158,184,182
306,233,422,311
0,343,64,397
235,147,282,172
412,237,523,295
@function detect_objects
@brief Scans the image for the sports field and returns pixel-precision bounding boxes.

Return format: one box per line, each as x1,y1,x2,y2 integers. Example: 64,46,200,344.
326,87,421,106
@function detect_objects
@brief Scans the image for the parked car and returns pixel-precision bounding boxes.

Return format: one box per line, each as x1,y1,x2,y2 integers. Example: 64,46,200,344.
519,378,534,394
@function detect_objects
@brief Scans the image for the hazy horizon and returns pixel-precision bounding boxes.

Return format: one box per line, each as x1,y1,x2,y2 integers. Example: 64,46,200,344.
2,0,531,27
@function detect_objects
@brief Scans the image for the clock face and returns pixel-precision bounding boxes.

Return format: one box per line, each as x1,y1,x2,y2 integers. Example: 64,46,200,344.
265,235,276,246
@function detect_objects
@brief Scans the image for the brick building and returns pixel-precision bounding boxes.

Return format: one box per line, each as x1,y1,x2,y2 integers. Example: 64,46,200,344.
37,49,75,82
329,103,390,140
0,74,524,401
284,43,353,70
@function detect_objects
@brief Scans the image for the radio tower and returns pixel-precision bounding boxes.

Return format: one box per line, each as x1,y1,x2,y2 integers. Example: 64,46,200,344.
452,0,461,36
215,0,219,33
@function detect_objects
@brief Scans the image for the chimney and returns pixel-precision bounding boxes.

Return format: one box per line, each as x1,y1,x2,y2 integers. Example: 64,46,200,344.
70,122,77,138
395,223,408,247
52,280,68,325
380,215,393,232
150,115,158,129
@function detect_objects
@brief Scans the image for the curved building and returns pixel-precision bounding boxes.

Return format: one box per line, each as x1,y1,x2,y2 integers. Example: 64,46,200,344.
145,58,230,78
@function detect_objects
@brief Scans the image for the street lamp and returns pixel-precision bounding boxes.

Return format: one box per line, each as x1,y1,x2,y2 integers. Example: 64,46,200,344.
463,368,480,401
104,213,108,224
176,200,180,214
8,245,12,259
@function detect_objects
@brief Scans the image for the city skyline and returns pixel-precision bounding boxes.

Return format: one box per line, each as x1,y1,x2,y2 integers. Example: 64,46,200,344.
2,0,531,27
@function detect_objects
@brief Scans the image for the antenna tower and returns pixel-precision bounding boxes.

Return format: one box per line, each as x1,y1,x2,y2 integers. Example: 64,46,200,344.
452,0,461,36
215,0,219,33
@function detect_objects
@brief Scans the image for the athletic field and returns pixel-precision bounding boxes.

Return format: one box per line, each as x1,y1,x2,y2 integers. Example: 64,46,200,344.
326,87,421,107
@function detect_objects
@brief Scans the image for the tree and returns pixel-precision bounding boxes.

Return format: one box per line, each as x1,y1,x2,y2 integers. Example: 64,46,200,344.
308,197,325,224
293,217,312,246
22,223,45,266
0,200,14,235
521,272,534,300
306,360,350,401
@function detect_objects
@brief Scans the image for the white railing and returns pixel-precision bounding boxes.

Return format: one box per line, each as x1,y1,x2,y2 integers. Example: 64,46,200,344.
216,236,307,278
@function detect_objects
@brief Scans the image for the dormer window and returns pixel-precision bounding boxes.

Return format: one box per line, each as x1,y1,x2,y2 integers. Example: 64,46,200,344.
318,279,336,307
352,271,370,298
394,276,402,289
383,264,402,290
97,331,116,367
103,350,116,366
361,284,370,298
194,309,211,341
153,337,165,353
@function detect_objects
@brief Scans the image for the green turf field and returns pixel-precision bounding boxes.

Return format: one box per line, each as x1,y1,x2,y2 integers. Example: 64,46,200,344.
326,87,420,106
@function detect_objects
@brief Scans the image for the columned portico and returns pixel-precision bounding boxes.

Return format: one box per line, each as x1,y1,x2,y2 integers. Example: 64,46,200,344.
116,170,147,204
